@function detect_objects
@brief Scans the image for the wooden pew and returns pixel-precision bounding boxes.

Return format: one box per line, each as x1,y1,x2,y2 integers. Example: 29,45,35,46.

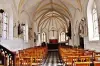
75,62,90,66
94,62,100,66
15,46,48,66
58,46,97,66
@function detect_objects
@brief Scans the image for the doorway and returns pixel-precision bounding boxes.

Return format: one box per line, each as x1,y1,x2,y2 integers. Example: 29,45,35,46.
79,36,84,49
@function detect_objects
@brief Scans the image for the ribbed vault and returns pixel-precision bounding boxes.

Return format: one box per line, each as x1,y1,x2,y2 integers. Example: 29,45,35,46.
33,0,71,33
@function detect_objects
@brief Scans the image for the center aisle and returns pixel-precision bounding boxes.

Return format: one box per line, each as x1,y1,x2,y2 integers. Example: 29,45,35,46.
41,51,65,66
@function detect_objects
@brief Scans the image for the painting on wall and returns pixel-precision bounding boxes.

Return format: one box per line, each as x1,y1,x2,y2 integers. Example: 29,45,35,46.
28,28,33,40
18,24,23,35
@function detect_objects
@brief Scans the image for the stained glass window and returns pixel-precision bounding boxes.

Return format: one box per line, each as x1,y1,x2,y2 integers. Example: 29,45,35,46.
0,10,8,39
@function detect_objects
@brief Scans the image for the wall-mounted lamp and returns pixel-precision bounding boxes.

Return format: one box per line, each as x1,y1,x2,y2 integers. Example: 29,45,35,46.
81,17,85,21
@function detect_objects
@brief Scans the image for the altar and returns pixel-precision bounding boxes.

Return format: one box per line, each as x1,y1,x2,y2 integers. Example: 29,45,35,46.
49,39,58,44
47,39,66,50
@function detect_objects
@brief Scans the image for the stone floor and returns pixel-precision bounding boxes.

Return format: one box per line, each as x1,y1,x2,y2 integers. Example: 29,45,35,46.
41,51,65,66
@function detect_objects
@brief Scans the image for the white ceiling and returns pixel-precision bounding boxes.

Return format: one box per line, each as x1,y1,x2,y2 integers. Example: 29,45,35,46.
7,0,86,16
0,0,88,19
0,0,89,32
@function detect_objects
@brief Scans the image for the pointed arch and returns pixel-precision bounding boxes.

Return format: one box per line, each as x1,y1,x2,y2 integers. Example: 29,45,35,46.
59,32,66,42
41,32,46,42
87,0,99,41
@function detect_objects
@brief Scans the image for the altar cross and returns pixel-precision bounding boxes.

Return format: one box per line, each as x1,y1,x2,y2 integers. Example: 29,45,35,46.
51,29,56,37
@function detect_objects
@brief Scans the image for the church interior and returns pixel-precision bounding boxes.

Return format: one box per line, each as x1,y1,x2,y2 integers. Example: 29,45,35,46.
1,0,100,66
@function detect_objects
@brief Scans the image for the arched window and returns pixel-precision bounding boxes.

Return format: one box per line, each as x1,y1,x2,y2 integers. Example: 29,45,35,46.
92,2,99,38
0,9,8,39
41,32,46,42
87,1,99,41
22,23,28,42
60,32,65,42
59,33,61,42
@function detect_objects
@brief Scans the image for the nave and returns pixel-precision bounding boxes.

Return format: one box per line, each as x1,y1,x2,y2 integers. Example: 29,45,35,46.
42,51,64,66
1,44,100,66
15,45,65,66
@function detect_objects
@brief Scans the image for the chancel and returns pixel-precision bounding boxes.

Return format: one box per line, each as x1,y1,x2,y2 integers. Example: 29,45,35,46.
1,0,100,66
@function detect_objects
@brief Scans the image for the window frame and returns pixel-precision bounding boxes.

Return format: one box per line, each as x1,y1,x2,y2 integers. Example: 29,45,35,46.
60,32,66,42
92,2,99,40
0,11,9,39
41,32,46,42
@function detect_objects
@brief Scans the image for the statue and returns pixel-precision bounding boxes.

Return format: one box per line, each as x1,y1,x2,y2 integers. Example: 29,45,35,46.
79,18,88,37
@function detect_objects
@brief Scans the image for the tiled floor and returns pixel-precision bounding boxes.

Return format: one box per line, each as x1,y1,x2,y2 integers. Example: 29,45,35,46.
41,51,65,66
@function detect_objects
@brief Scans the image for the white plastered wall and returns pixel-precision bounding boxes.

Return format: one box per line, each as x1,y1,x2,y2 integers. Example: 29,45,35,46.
84,0,100,52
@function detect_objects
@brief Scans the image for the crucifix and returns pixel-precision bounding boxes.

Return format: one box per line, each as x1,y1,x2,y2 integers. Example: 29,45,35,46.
51,29,55,37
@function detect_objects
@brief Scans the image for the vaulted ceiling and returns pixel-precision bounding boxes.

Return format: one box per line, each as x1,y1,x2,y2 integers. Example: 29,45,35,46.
0,0,87,21
0,0,88,32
